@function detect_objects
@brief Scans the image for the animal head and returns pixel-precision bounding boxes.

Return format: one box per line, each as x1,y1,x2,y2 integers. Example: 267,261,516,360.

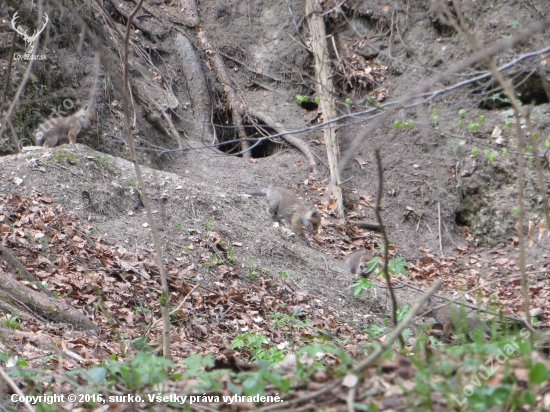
358,253,372,273
304,210,321,233
76,104,95,129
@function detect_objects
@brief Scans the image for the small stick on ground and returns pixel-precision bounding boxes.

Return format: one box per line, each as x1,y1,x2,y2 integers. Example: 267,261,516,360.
348,220,381,231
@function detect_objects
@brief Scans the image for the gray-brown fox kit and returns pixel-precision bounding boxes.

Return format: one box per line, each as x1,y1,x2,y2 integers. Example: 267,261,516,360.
244,187,321,245
420,298,490,342
343,250,373,275
35,105,95,147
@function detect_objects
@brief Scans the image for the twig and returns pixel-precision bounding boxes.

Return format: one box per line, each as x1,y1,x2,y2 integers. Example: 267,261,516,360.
122,0,172,358
0,366,36,412
348,221,381,231
346,386,356,412
146,283,200,336
437,201,443,256
374,148,404,348
284,0,309,51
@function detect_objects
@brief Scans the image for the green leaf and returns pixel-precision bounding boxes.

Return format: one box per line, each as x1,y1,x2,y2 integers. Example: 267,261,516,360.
345,98,353,106
83,367,107,384
242,372,265,396
458,108,465,117
295,95,308,105
529,362,547,385
261,370,291,391
490,386,511,405
458,120,463,127
503,120,512,129
432,115,439,125
393,120,401,129
521,389,535,405
472,148,479,156
388,256,409,276
502,148,508,155
314,96,320,105
227,381,242,395
364,257,380,274
533,132,540,140
431,107,439,115
350,278,374,296
545,140,550,148
477,115,485,124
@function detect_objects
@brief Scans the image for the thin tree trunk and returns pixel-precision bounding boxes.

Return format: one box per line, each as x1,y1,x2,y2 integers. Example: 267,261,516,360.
306,0,344,217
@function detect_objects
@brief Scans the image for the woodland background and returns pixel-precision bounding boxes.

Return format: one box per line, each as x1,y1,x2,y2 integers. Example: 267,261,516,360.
1,0,550,410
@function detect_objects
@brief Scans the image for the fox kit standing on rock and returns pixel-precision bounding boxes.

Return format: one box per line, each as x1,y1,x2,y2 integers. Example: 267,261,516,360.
35,104,95,147
244,187,321,245
343,250,373,275
420,298,490,342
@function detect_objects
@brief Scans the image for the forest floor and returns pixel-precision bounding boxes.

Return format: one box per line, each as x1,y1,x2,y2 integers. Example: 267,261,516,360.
1,0,550,409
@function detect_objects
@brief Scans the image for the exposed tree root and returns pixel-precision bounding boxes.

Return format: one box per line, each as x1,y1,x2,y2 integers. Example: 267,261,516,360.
0,245,40,284
179,0,200,27
247,108,318,175
0,268,96,331
197,30,251,158
174,34,214,143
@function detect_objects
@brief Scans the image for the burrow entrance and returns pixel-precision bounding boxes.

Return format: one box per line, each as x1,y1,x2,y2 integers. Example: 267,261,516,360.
213,110,282,158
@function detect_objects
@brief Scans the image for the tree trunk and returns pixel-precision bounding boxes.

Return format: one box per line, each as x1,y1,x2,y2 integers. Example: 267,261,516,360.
306,0,344,217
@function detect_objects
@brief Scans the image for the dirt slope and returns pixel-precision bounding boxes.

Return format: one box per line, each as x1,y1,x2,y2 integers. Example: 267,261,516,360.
2,0,550,325
0,145,402,324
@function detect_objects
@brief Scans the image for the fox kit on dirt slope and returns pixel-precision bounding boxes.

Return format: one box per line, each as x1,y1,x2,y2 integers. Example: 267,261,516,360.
35,104,95,147
244,187,321,245
343,250,373,275
420,298,490,342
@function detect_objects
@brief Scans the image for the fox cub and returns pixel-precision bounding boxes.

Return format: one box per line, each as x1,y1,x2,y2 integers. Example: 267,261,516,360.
244,187,321,245
343,250,373,275
420,298,490,342
35,105,95,147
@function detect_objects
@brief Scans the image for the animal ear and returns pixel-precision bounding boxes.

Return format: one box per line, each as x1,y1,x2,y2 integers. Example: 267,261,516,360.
311,211,321,218
83,104,88,110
